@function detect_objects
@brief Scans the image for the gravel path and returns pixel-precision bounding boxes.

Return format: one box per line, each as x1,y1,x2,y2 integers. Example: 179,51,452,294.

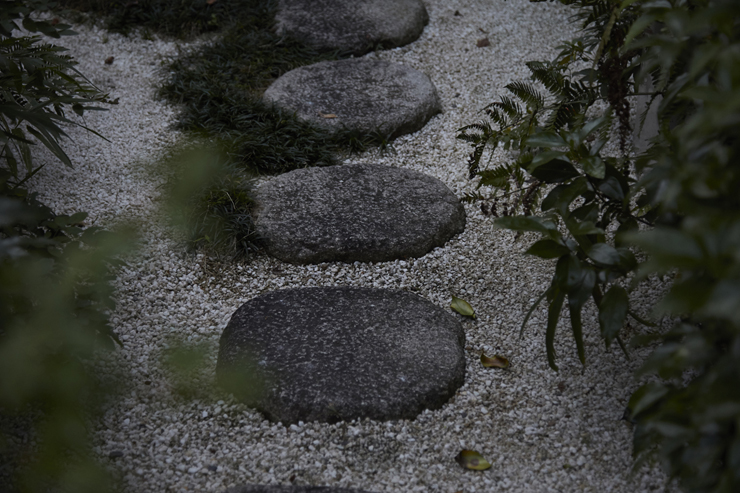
29,1,674,491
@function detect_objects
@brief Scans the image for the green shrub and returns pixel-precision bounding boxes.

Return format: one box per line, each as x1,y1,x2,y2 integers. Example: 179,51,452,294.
458,0,740,490
160,145,261,257
58,0,268,38
156,3,389,175
1,2,126,491
60,0,391,256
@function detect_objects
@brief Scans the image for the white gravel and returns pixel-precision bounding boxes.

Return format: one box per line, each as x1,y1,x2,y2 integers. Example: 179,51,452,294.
27,0,676,492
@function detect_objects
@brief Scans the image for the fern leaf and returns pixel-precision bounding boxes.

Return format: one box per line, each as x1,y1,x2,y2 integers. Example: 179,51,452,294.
506,81,545,109
467,144,486,179
461,191,486,203
484,103,512,128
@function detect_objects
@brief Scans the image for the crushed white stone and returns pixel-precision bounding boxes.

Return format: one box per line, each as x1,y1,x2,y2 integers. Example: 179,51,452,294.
26,0,678,492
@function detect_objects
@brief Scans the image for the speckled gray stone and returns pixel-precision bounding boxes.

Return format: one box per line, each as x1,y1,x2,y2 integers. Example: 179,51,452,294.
262,59,442,139
216,287,465,424
275,0,429,56
224,486,376,493
253,163,465,264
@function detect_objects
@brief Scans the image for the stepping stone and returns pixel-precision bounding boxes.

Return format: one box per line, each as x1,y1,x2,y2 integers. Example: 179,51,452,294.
253,163,465,264
263,58,442,139
225,486,375,493
216,287,466,424
275,0,429,56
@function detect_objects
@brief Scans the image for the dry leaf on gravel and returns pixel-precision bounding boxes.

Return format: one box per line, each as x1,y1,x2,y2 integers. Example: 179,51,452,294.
481,353,510,369
455,450,492,470
451,295,476,318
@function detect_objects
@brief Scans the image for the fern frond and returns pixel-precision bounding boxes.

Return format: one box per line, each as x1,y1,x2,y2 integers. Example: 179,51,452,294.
461,191,486,203
498,96,525,118
483,103,513,129
457,122,492,144
528,62,566,96
546,102,579,130
506,81,545,109
477,162,523,191
467,144,486,179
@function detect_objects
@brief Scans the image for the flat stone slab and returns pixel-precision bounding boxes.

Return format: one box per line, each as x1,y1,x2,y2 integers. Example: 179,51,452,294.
275,0,429,56
225,487,375,493
263,59,442,139
253,163,465,264
216,287,466,424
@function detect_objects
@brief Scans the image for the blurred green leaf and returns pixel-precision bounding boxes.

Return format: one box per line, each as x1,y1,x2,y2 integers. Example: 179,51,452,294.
598,176,624,201
628,382,669,420
586,243,620,265
525,239,570,259
531,149,567,167
541,177,588,215
494,215,557,234
598,285,628,348
530,159,580,183
582,155,605,179
525,131,566,148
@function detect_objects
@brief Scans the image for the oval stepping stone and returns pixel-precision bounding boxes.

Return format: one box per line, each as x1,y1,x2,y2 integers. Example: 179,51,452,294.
216,287,466,424
253,163,465,264
225,486,375,493
263,58,442,139
275,0,429,56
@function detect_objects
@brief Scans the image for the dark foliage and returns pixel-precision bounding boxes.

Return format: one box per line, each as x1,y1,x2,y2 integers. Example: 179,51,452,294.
57,0,262,38
156,4,390,175
61,0,393,255
1,2,125,491
460,0,740,490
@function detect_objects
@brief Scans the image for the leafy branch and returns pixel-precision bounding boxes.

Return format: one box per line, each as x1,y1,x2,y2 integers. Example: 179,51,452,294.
461,1,740,490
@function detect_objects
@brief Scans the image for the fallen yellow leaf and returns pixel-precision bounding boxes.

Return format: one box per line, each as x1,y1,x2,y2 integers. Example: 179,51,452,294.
455,449,491,470
451,295,476,319
481,353,510,369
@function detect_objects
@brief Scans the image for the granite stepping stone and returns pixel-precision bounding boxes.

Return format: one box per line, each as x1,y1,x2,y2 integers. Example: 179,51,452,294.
225,486,375,493
263,58,442,139
253,163,465,264
216,287,466,424
275,0,429,56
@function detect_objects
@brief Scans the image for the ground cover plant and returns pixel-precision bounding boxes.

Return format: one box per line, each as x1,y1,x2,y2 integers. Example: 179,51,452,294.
0,1,131,491
154,0,393,257
458,0,740,490
61,0,392,257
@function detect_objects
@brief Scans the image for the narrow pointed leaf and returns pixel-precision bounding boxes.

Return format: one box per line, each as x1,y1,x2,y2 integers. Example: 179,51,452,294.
455,450,492,470
546,288,565,371
525,239,570,259
568,303,586,365
586,243,620,265
598,285,628,348
530,159,580,183
582,155,605,179
451,296,476,319
525,131,566,148
520,290,547,339
481,353,510,369
531,150,567,167
494,215,557,233
627,382,668,419
598,176,624,201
